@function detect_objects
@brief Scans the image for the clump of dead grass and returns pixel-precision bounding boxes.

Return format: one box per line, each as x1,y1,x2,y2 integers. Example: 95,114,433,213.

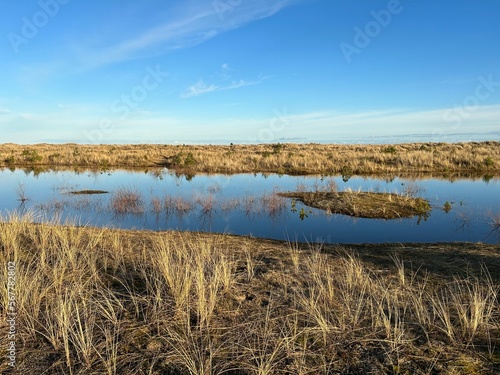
110,188,144,215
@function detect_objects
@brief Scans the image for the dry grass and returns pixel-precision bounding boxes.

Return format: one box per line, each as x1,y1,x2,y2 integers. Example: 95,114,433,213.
0,213,499,373
259,191,287,219
162,195,194,217
1,142,499,175
490,212,500,231
110,188,144,215
195,194,216,216
487,212,500,241
280,190,431,219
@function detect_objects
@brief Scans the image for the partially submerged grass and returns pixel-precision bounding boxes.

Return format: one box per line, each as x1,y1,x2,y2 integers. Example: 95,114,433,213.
280,190,431,219
486,211,500,241
1,213,499,374
110,188,144,215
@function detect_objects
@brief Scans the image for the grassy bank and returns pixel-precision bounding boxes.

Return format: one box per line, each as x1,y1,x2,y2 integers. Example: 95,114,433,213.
1,214,499,374
1,141,499,175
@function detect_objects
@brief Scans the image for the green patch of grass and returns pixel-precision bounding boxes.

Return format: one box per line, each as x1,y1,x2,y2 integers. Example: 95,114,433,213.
382,145,398,154
21,149,42,163
159,152,198,168
340,165,353,182
443,201,452,213
183,152,197,166
272,143,284,154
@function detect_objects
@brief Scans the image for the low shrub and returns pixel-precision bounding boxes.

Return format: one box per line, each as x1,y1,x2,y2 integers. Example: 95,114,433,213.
21,149,42,163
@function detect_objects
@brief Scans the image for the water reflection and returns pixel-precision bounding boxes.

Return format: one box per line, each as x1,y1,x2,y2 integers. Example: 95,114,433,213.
0,167,499,244
485,211,500,242
3,165,500,182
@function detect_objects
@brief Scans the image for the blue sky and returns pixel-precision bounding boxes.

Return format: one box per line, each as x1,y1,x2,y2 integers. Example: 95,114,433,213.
0,0,499,144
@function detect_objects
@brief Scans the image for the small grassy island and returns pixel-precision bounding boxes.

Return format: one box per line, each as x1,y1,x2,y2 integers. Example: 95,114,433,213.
279,191,431,219
69,190,109,195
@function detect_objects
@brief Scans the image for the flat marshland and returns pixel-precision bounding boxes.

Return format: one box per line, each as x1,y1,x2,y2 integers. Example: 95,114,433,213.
1,141,499,175
1,214,499,374
1,142,499,373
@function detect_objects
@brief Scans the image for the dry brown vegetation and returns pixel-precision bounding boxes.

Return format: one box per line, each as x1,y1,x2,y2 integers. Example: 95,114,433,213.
110,188,145,216
1,141,499,175
280,190,431,219
31,187,290,222
1,213,499,374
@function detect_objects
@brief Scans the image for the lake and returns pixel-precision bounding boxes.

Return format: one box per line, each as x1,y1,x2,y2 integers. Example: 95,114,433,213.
1,168,499,244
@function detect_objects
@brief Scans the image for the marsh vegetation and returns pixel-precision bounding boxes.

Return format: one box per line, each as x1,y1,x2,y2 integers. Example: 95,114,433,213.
2,167,499,243
1,154,499,373
280,190,431,219
0,213,499,374
1,142,499,175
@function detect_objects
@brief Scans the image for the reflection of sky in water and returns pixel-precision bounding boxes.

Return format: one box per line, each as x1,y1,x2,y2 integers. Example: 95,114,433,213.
1,168,499,244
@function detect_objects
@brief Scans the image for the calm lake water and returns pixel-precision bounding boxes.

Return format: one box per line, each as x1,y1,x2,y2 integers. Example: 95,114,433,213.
1,168,499,244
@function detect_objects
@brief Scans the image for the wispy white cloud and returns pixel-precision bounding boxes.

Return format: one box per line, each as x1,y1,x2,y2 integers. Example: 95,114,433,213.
3,104,499,144
181,62,269,98
80,0,300,68
280,105,500,139
181,79,219,98
282,109,405,124
181,76,267,98
0,108,11,115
